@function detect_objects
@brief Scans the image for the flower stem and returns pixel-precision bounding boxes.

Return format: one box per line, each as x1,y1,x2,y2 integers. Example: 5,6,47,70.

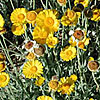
68,0,71,9
33,0,35,9
51,91,55,100
62,26,64,46
46,0,48,9
92,72,99,92
40,0,46,9
10,0,14,10
77,44,84,93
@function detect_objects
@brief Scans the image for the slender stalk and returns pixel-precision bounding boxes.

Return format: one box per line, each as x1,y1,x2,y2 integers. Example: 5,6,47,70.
62,26,64,46
33,0,35,9
77,43,84,93
40,0,46,9
92,72,99,92
23,25,28,40
51,91,55,100
10,0,14,10
46,0,48,9
68,0,71,9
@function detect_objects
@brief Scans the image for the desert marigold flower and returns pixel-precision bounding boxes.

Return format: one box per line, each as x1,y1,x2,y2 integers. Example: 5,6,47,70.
10,8,27,25
48,79,59,91
22,59,43,79
57,0,67,6
60,46,77,61
0,53,6,62
11,24,26,36
74,0,89,7
37,96,53,100
35,76,45,86
26,52,35,60
58,76,76,95
88,60,99,72
32,26,49,44
36,9,60,32
91,9,100,21
46,34,58,48
70,74,77,82
0,14,5,28
34,45,45,57
0,72,10,88
89,98,94,100
26,10,37,26
61,8,79,26
0,27,6,35
0,63,6,72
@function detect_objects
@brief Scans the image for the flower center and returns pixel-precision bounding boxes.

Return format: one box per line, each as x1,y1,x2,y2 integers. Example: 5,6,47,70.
30,66,37,73
88,61,99,71
57,0,66,3
0,75,7,82
73,30,84,40
0,63,5,71
49,80,58,89
26,12,37,21
79,0,84,2
66,50,72,56
67,11,75,18
25,41,33,49
16,25,23,31
63,83,70,90
18,13,25,21
45,17,54,26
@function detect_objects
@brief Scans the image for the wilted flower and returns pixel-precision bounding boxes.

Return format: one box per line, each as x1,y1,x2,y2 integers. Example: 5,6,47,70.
26,52,35,60
0,53,6,62
34,45,45,57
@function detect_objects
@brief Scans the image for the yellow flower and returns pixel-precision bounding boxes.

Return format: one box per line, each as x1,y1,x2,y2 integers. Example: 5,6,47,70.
60,46,77,61
0,27,6,35
32,26,49,44
26,52,35,60
57,0,67,6
23,59,43,79
0,63,6,72
0,53,6,62
35,76,45,86
70,74,77,82
10,8,27,25
11,24,26,35
48,80,59,91
36,9,60,32
69,36,77,47
0,72,10,88
74,0,89,7
37,96,53,100
91,9,100,21
61,8,78,26
26,10,37,26
88,57,94,62
89,98,94,100
46,34,58,48
58,76,76,95
0,14,5,27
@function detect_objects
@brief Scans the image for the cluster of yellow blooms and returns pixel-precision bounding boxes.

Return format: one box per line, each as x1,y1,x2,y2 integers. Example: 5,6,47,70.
48,74,77,95
0,53,10,87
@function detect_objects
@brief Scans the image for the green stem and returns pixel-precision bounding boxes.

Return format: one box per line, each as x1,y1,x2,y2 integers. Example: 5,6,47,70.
40,0,46,9
33,0,35,9
92,72,99,92
10,0,14,10
23,25,28,40
68,0,71,9
77,43,84,93
46,0,48,9
51,91,55,100
62,26,64,46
